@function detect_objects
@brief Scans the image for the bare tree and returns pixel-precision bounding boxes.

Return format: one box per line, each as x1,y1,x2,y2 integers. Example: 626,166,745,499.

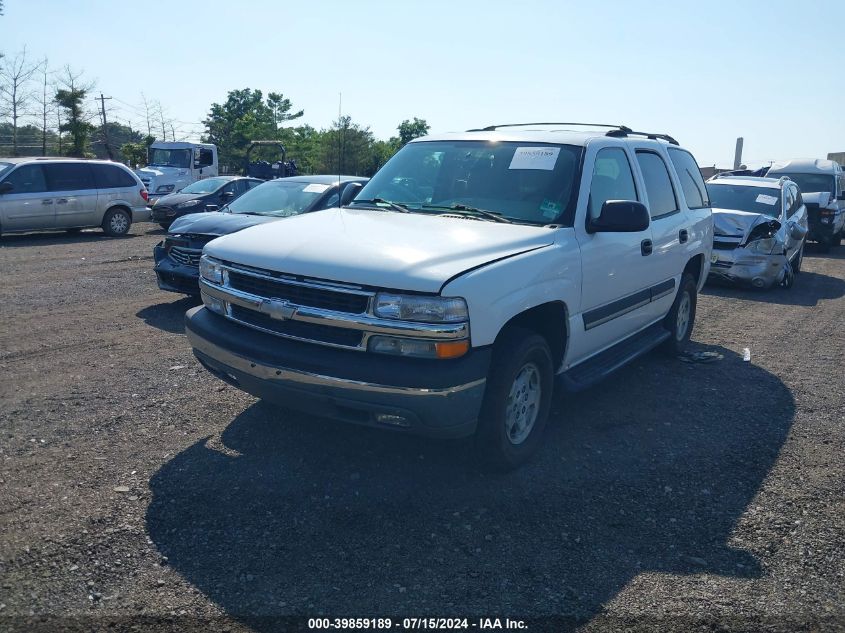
33,58,53,156
0,47,39,156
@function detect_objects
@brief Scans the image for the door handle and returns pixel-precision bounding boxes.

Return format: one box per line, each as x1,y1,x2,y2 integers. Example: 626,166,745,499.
641,239,653,256
679,229,689,243
41,199,53,205
56,198,68,204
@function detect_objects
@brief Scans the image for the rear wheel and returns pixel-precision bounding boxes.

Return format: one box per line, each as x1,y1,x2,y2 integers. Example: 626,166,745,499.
158,222,171,230
475,328,554,471
661,273,697,355
102,208,131,237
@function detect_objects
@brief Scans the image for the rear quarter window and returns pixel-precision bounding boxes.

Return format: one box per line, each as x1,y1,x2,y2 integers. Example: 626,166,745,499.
668,148,710,209
91,163,138,189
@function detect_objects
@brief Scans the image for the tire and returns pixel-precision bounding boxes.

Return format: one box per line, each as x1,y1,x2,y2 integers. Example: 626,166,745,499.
780,261,795,289
102,208,131,237
661,273,697,355
474,328,554,471
158,222,171,230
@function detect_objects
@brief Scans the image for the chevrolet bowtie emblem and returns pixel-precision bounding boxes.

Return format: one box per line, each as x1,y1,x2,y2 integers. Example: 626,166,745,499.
260,298,297,321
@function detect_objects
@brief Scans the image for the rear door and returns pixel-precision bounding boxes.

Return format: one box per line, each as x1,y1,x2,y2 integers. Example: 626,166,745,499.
633,149,686,319
43,162,98,228
574,145,656,361
0,164,53,231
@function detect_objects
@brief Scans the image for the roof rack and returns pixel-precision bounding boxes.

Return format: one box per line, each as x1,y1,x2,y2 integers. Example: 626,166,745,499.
465,122,679,145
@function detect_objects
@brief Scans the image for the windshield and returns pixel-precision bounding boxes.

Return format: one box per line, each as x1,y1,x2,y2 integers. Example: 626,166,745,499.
180,177,230,194
706,184,782,218
148,148,192,169
769,172,835,196
227,180,333,216
0,162,13,179
352,140,582,225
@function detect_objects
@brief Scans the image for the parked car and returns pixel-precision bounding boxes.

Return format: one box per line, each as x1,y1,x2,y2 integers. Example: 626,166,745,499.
184,123,713,470
153,175,367,295
0,158,150,236
150,176,263,228
706,175,808,288
136,141,218,204
765,159,845,251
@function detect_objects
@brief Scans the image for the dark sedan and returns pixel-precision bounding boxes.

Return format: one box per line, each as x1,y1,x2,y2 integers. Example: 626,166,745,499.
150,176,263,228
153,175,368,295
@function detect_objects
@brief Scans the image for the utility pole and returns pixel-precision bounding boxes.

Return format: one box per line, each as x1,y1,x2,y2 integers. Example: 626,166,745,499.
97,93,114,160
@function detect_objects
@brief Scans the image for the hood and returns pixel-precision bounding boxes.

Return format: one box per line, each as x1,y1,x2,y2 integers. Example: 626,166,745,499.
155,192,204,207
169,211,279,237
136,165,190,182
205,207,555,293
713,208,781,243
800,191,833,206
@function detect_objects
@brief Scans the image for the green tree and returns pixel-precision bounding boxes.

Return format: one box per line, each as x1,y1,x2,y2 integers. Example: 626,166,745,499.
54,66,95,157
316,116,380,176
120,134,155,169
397,117,429,146
203,88,303,173
92,122,143,161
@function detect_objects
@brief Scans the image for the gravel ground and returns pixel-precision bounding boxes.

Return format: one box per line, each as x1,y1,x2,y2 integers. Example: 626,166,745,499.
0,224,843,633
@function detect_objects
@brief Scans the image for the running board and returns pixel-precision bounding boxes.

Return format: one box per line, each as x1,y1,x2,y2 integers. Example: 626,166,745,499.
558,323,671,392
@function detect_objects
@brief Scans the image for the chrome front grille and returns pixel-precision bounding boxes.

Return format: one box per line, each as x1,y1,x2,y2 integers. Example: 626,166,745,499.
227,270,369,314
169,246,202,267
199,262,468,352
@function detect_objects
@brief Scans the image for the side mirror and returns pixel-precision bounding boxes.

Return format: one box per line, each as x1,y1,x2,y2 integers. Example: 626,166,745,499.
588,200,650,233
340,182,364,206
220,191,234,201
0,181,12,194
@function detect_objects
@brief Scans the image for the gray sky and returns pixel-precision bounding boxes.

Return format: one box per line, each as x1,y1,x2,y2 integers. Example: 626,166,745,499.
2,0,843,167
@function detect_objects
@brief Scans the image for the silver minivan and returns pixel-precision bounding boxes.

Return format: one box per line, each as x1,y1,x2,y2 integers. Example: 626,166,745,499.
0,158,151,236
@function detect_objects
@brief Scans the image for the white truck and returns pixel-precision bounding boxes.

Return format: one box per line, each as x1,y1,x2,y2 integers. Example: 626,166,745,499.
135,141,218,203
185,123,713,469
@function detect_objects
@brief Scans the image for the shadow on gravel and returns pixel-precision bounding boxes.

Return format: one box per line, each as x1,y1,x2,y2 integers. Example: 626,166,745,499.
147,346,794,631
136,296,199,334
0,230,137,247
703,270,845,307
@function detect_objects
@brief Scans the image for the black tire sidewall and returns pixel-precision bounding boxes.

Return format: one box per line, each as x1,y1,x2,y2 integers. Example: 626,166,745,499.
662,273,697,355
103,208,131,237
475,330,554,470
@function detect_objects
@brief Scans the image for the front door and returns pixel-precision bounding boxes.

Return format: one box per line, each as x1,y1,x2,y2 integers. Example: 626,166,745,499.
0,164,53,231
572,146,656,364
43,163,99,228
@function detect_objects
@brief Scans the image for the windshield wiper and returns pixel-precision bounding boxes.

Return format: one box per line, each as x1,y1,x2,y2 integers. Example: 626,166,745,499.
422,203,512,224
347,198,410,213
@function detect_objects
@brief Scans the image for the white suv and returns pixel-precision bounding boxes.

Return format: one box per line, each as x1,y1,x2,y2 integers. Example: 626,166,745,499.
185,123,713,469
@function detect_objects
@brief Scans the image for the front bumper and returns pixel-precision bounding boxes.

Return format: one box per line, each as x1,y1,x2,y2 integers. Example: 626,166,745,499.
185,306,490,438
153,243,200,295
708,248,789,288
151,206,181,223
807,219,836,244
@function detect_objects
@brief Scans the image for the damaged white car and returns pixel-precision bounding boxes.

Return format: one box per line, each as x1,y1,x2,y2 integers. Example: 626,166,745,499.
705,176,808,289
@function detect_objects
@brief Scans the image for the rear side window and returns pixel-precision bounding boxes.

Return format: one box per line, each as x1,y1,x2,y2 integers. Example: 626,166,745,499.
43,163,95,192
3,164,48,193
636,151,679,218
91,164,137,188
588,147,639,221
668,148,710,209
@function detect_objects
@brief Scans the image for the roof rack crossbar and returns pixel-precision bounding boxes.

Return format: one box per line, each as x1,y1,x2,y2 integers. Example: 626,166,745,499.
466,122,631,132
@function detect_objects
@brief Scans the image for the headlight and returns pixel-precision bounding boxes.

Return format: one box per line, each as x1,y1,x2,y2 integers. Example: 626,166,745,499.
367,336,469,359
176,199,202,209
374,293,468,323
746,238,778,254
155,184,175,194
199,255,223,284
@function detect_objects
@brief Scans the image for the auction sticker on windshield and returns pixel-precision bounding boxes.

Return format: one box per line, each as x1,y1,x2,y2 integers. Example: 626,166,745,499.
755,194,778,206
303,183,331,193
509,147,560,170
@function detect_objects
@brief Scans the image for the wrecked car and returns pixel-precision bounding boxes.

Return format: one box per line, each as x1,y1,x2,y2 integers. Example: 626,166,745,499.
705,176,808,289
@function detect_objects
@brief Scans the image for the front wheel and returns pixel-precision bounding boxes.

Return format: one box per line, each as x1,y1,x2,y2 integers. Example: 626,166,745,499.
661,273,697,355
792,244,804,273
102,208,131,237
475,328,554,471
